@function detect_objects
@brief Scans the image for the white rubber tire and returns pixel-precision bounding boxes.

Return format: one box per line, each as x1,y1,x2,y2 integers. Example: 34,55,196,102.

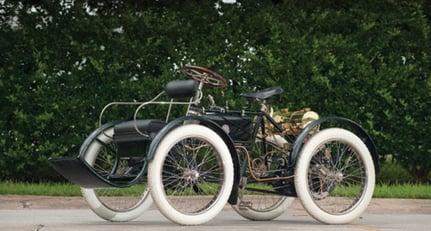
232,196,294,221
81,127,152,222
232,134,294,220
148,124,234,225
295,128,375,224
81,188,152,222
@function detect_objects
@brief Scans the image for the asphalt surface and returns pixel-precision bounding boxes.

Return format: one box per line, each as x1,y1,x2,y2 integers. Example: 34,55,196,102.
0,195,430,231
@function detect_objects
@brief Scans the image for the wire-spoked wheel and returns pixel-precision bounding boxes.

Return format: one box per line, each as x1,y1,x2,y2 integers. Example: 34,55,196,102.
148,124,234,225
295,128,375,224
232,136,294,220
80,125,152,222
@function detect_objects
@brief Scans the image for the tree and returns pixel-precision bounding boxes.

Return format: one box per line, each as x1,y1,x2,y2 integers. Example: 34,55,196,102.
0,0,430,182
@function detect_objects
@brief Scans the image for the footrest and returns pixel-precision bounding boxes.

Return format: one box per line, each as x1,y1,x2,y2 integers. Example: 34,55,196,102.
49,157,113,188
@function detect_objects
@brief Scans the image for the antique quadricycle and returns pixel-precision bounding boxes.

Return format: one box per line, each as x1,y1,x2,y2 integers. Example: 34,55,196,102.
49,65,379,225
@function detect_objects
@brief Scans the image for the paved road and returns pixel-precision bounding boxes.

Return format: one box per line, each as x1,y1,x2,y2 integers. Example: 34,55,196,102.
1,209,430,231
0,196,430,231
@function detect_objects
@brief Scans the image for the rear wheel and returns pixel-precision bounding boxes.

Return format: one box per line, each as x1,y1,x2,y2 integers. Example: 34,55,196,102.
232,180,294,221
232,135,294,220
295,128,375,224
148,124,234,225
80,125,152,222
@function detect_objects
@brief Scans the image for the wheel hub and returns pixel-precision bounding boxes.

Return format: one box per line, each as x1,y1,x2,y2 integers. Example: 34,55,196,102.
183,169,200,184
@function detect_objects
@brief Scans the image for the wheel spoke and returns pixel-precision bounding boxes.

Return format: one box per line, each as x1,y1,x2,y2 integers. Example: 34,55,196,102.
232,138,294,221
148,124,233,225
80,126,152,221
295,128,375,224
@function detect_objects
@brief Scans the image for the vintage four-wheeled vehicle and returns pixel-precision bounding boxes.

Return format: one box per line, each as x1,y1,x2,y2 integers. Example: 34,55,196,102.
49,65,378,225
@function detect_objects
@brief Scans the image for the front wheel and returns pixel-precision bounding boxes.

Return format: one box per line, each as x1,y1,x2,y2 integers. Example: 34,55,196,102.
148,124,234,225
294,128,375,224
80,125,152,222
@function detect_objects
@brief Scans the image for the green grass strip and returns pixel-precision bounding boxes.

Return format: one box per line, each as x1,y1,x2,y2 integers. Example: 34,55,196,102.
0,181,430,199
373,183,431,199
0,181,81,196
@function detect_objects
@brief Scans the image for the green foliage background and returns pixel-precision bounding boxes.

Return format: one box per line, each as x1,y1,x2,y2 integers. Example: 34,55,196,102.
0,0,430,182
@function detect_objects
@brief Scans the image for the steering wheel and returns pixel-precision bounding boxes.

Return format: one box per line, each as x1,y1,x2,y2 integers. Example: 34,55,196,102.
182,65,227,87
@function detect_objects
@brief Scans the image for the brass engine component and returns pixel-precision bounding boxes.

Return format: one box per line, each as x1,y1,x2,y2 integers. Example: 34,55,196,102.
236,145,294,182
271,108,319,135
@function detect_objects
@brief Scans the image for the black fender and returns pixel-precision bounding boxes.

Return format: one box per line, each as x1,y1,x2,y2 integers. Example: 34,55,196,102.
78,120,149,188
50,120,146,188
147,115,240,205
78,120,122,159
290,116,379,173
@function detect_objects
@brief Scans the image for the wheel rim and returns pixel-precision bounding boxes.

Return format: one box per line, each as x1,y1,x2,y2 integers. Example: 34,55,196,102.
236,183,290,212
233,137,294,220
83,127,149,213
161,136,226,214
307,139,368,215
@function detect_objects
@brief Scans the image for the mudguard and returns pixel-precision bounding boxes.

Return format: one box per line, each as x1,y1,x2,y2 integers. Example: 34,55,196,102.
49,120,147,188
78,121,122,159
290,116,379,173
147,115,240,205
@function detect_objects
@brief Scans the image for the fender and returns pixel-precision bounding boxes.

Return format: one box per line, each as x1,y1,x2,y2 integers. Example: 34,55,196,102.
78,120,122,159
290,116,379,173
147,115,240,205
50,120,146,188
78,120,149,188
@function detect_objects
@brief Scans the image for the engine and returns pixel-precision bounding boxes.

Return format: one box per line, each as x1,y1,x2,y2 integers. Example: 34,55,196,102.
270,108,320,135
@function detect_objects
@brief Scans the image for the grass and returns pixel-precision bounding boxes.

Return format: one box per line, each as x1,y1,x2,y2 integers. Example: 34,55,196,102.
373,184,431,199
0,181,148,197
0,181,82,196
0,181,430,199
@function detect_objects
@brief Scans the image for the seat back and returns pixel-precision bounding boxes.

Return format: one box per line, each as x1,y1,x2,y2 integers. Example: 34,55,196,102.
165,79,198,98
